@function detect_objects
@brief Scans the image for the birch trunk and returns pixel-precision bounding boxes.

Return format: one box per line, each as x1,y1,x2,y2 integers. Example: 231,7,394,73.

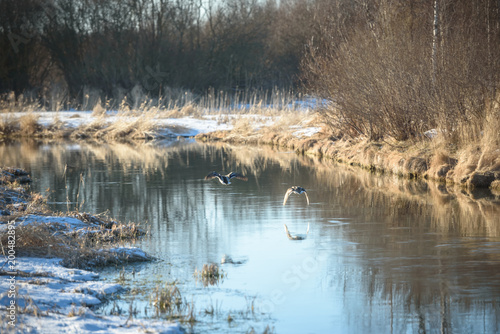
432,0,439,88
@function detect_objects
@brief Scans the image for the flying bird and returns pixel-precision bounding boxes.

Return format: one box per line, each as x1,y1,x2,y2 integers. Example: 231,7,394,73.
284,223,310,240
283,186,309,206
205,171,248,185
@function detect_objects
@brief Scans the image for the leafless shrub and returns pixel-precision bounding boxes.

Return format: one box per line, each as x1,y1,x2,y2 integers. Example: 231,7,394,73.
303,1,500,149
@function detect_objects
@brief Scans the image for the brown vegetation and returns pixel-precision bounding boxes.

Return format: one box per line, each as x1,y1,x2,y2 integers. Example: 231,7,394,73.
194,263,225,287
297,0,500,187
151,282,196,323
197,124,500,190
0,111,163,141
302,1,500,142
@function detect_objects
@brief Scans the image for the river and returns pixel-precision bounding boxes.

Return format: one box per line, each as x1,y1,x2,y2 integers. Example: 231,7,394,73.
1,139,499,333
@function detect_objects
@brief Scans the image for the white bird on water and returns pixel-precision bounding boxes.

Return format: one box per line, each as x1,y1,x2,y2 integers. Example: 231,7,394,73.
284,223,310,240
283,186,309,206
204,171,248,185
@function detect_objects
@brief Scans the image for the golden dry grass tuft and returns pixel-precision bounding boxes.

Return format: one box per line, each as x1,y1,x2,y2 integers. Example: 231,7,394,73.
0,219,149,269
425,149,458,181
231,117,254,135
193,263,225,287
491,180,500,193
163,103,201,118
1,223,67,258
91,99,107,117
152,283,183,315
151,282,196,323
106,112,158,140
19,113,41,136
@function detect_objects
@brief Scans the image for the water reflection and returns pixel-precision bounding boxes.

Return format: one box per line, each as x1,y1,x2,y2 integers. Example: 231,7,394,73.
1,139,499,333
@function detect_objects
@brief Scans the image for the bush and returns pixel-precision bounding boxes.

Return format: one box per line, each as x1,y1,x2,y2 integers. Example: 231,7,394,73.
302,0,500,147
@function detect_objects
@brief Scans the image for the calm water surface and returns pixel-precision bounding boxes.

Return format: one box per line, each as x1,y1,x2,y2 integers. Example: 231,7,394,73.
2,139,500,333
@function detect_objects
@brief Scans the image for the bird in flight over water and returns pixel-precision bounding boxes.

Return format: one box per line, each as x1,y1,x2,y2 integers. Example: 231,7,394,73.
284,223,310,240
283,186,310,206
205,171,248,185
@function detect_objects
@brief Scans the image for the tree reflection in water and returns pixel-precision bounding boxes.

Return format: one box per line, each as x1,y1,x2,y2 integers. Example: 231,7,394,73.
2,139,499,333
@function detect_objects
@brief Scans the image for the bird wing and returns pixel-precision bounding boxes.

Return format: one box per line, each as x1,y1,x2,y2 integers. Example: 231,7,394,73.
283,224,294,240
283,187,293,206
228,172,248,181
204,171,220,180
303,191,310,205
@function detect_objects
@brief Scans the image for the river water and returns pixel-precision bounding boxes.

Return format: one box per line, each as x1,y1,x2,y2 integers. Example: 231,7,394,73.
1,139,499,333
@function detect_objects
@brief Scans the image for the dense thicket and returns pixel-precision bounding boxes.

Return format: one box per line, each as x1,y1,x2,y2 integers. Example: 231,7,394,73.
0,0,318,106
302,0,500,144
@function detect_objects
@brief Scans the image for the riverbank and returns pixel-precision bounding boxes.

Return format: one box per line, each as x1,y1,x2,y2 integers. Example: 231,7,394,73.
0,168,184,333
1,109,499,190
195,122,500,191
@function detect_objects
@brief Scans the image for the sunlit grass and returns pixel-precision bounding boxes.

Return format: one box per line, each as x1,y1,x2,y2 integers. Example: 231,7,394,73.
193,263,225,287
0,87,312,141
150,282,196,324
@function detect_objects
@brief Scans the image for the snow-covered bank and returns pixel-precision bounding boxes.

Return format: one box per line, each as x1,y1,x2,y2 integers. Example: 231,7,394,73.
0,258,183,333
2,110,320,140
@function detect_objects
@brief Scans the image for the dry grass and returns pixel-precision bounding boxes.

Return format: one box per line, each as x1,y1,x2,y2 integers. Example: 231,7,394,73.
91,99,107,117
67,306,86,317
151,282,196,323
0,218,148,269
0,168,49,218
0,86,309,138
1,223,66,258
231,117,255,135
491,180,500,193
301,1,500,174
193,263,225,287
263,112,307,133
151,283,183,315
0,109,160,140
162,103,201,118
0,92,40,113
425,150,458,181
18,113,41,136
0,84,496,190
105,113,158,140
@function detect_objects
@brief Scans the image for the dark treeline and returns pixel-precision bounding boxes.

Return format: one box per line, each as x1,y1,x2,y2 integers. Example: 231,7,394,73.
1,0,500,147
0,0,324,106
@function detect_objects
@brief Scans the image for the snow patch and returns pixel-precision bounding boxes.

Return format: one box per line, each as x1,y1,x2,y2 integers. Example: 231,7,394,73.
0,257,183,333
1,214,95,233
292,126,321,138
